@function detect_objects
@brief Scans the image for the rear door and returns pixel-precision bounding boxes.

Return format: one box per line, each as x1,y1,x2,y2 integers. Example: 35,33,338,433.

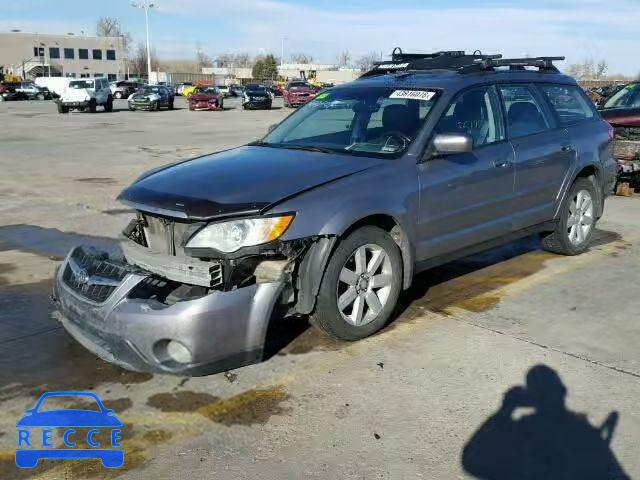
416,85,515,260
498,84,574,230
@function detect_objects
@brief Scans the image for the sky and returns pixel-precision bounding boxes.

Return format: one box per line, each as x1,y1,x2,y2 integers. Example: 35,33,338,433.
2,0,639,75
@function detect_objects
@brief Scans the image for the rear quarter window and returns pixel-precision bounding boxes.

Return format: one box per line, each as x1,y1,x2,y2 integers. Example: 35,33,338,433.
539,85,596,126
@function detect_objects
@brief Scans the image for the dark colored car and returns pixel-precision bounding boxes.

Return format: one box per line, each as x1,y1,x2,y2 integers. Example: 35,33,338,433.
53,50,616,376
599,82,640,180
0,84,23,101
283,81,316,107
128,85,175,111
242,84,272,110
189,86,223,110
110,81,140,99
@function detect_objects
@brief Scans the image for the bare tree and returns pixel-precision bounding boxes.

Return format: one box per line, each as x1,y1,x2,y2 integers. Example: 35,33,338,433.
566,58,608,80
356,51,383,72
129,42,159,77
196,46,213,71
96,17,131,51
290,52,314,64
595,60,608,79
337,50,352,68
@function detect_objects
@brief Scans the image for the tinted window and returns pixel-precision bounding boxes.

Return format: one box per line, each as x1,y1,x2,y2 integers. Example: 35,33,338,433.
92,49,102,60
540,85,596,125
435,86,505,147
499,85,550,138
64,48,74,59
603,83,640,109
79,49,89,60
49,47,60,59
106,49,116,61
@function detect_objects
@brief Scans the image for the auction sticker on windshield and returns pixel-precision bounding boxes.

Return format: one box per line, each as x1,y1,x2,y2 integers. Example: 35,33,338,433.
389,90,435,101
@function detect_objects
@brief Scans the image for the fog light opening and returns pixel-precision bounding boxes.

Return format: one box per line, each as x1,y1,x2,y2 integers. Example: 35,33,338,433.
153,339,193,366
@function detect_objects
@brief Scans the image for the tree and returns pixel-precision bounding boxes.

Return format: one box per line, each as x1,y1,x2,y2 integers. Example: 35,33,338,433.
196,47,213,71
356,51,383,72
595,60,608,79
290,52,314,64
337,50,352,68
96,17,131,54
252,54,279,80
129,42,159,77
217,52,253,68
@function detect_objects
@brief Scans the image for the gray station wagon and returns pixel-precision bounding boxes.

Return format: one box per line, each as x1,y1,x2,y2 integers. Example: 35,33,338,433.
52,49,617,375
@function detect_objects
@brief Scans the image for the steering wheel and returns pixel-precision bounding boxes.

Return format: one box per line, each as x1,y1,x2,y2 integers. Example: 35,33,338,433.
375,130,412,152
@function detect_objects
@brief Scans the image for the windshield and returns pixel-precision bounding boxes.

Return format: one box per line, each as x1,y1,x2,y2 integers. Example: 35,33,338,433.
604,83,640,109
260,86,439,158
141,86,160,94
288,83,310,90
246,85,268,93
69,80,93,89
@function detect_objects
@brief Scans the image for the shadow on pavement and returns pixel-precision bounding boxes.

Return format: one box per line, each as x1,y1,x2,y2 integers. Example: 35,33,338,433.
462,364,630,480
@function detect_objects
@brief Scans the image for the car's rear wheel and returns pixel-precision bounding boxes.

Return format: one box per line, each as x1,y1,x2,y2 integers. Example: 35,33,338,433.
104,96,113,112
541,177,598,255
155,101,161,111
57,103,68,114
311,226,403,341
168,99,174,110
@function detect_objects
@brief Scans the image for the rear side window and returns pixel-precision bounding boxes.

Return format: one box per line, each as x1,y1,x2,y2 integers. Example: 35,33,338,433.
499,85,551,138
539,85,596,126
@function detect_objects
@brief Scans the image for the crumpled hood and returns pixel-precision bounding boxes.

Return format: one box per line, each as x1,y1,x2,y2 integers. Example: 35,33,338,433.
118,146,383,220
62,88,91,102
130,92,160,102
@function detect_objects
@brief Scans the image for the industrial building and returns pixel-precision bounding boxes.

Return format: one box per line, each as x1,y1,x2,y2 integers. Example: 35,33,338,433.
0,31,127,80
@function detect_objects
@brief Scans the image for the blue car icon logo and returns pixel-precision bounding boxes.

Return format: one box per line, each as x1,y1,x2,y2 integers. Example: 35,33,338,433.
15,391,124,468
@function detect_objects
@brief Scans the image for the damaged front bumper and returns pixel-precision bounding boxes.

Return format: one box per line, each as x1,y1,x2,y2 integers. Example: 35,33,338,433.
52,247,284,375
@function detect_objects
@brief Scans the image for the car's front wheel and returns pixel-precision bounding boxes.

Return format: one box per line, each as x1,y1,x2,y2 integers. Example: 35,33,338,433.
115,91,123,99
311,226,403,341
541,177,598,255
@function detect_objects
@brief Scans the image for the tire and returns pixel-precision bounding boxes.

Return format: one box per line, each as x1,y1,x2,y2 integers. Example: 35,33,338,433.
129,105,136,111
57,103,68,113
310,226,403,341
36,93,45,100
115,91,123,99
168,99,174,110
104,96,113,112
88,99,97,113
155,101,160,111
541,177,598,255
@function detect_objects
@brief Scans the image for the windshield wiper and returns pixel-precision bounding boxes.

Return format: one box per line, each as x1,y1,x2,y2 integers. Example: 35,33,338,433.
278,144,335,154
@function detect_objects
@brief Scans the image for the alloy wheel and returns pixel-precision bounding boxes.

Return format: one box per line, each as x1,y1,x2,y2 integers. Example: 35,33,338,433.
567,189,594,245
336,243,393,326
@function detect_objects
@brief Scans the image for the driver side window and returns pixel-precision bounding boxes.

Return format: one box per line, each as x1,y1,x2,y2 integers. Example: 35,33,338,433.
435,86,505,147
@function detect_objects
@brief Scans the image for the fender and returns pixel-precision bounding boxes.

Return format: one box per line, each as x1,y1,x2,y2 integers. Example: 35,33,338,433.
553,162,605,220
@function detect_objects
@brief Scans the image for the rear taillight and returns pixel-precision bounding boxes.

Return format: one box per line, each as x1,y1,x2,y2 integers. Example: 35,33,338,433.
605,121,615,141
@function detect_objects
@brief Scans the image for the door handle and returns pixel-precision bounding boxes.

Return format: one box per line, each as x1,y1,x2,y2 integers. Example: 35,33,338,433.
561,144,576,152
493,159,511,168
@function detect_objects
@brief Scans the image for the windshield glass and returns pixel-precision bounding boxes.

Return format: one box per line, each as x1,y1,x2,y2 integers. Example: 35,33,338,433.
604,83,640,109
260,86,439,158
288,82,310,90
246,84,267,92
69,80,93,89
141,86,160,94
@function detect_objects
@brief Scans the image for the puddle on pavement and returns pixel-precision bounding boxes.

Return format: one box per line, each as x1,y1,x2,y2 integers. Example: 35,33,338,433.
74,177,118,185
57,396,133,413
278,328,346,356
0,263,17,286
147,386,291,426
0,224,119,259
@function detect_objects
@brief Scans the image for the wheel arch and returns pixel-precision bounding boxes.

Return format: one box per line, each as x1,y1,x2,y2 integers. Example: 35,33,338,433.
556,163,605,219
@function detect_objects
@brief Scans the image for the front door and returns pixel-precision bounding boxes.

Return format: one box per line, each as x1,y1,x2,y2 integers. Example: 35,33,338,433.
416,85,515,261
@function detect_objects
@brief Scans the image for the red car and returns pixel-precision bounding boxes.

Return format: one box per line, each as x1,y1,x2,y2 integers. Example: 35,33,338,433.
283,81,316,108
188,86,224,111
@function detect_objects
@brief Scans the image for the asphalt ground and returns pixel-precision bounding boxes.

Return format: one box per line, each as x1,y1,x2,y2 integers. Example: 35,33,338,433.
0,96,639,479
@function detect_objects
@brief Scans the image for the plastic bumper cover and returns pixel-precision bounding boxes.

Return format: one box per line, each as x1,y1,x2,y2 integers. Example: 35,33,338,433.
52,247,284,376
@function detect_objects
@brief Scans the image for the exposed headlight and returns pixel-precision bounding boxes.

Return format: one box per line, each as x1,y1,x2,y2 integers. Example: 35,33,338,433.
186,215,294,253
243,93,250,101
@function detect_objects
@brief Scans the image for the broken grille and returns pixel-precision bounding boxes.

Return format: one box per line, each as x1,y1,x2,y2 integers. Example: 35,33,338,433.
62,248,130,303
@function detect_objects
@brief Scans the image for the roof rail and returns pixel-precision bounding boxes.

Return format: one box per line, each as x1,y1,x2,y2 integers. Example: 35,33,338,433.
359,48,564,78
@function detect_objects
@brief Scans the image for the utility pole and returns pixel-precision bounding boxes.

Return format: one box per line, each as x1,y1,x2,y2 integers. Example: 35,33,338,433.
281,35,287,67
131,0,155,83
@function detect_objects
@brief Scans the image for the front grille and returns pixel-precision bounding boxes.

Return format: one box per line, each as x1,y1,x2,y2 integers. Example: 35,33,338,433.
62,248,129,303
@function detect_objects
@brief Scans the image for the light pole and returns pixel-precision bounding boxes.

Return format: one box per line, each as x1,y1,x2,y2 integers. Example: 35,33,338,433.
131,0,155,82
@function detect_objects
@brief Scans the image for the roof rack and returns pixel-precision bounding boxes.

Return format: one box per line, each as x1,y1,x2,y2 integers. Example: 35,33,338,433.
359,48,565,78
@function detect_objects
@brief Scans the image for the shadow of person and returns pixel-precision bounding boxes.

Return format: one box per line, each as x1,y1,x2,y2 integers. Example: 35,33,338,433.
462,365,630,480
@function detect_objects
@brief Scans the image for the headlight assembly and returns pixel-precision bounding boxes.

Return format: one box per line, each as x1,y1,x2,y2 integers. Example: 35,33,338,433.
185,215,294,253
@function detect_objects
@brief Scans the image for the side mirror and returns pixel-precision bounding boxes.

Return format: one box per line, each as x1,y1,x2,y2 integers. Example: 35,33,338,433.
267,124,277,134
432,133,473,155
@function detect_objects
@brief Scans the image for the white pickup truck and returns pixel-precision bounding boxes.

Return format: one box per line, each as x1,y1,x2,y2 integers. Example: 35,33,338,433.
57,77,113,113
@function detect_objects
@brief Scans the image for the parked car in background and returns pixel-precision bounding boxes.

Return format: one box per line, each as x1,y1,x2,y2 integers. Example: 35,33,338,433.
229,84,244,97
188,86,223,110
0,84,22,101
283,81,316,107
57,77,113,113
182,84,200,98
128,85,175,111
175,82,194,96
217,85,230,97
269,85,284,97
110,81,140,99
600,82,640,183
242,84,272,110
15,82,51,100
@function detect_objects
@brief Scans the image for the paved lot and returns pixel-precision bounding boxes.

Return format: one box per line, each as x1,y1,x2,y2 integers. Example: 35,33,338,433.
1,97,639,479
